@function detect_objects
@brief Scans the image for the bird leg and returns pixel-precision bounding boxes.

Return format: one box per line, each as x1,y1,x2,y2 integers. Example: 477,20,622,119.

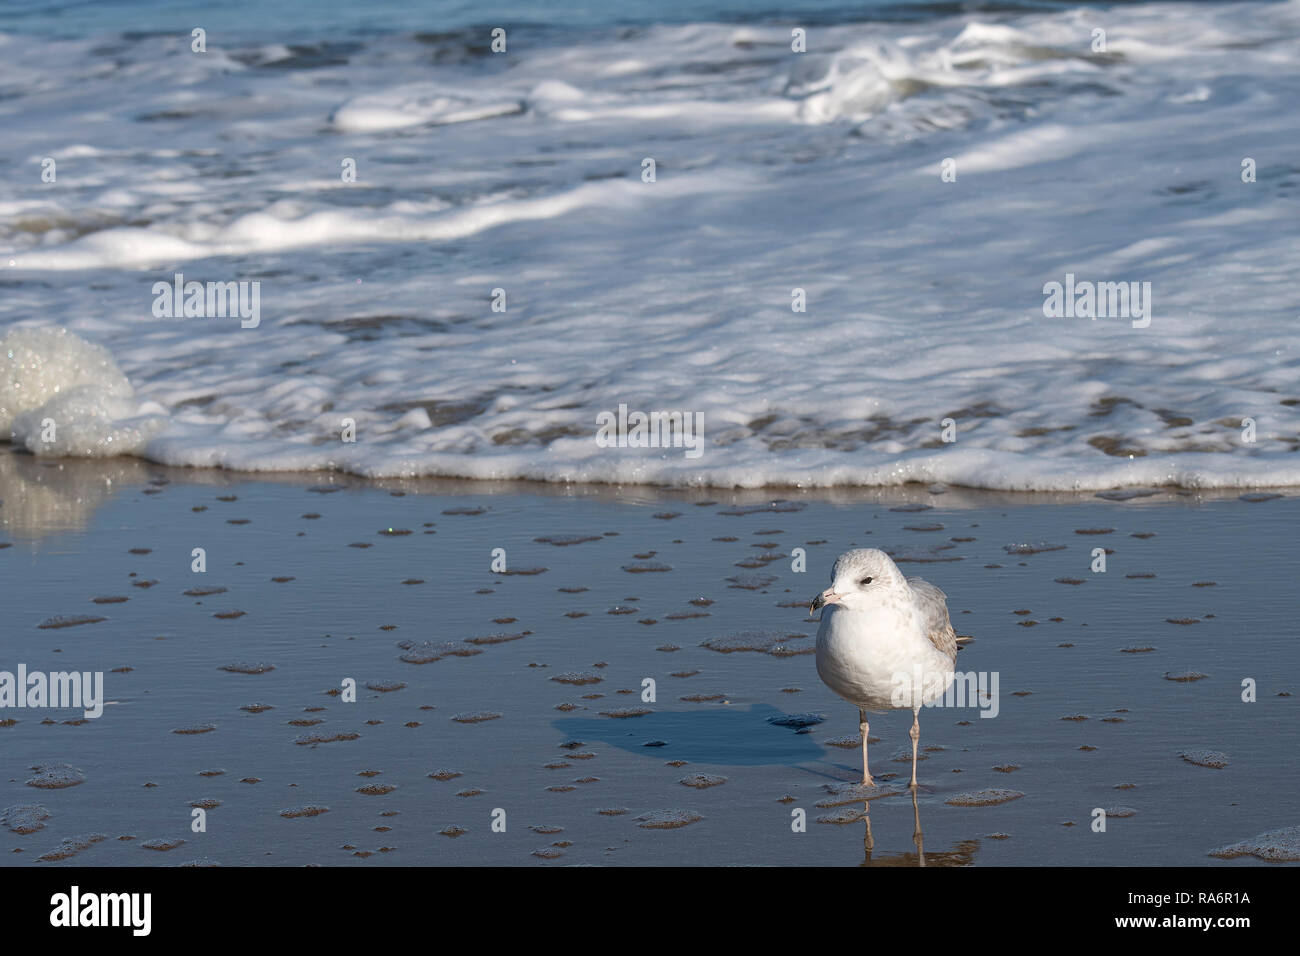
909,707,921,789
858,708,874,787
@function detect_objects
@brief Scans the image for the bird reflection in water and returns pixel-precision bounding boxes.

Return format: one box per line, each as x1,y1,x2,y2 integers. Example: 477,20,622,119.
858,790,979,866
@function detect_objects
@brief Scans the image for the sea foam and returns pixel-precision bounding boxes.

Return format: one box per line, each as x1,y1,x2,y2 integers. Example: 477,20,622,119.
1,327,167,458
1,4,1298,488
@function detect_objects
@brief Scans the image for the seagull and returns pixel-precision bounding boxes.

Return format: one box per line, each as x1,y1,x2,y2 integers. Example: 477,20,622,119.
810,549,958,789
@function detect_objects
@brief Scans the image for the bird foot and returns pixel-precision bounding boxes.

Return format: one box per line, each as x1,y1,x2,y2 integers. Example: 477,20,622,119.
861,775,876,788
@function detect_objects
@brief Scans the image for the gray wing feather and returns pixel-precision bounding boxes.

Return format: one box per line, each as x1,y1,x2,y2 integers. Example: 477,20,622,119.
907,577,958,663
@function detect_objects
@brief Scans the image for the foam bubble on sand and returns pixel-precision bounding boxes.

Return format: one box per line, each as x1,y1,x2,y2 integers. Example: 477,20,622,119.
702,630,807,654
1209,827,1300,861
946,789,1024,807
172,723,217,735
766,713,827,729
465,632,528,645
294,730,360,745
141,838,186,851
600,707,652,718
37,834,106,862
398,640,482,663
636,810,702,829
679,774,726,789
26,764,85,789
536,534,602,547
37,615,106,629
220,661,275,674
1180,750,1229,768
1004,542,1067,555
552,672,602,685
817,782,905,806
1,327,167,457
1,804,50,833
817,806,866,824
623,561,673,573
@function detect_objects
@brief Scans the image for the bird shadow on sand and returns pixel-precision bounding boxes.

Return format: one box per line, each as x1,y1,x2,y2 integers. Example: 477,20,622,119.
554,702,827,766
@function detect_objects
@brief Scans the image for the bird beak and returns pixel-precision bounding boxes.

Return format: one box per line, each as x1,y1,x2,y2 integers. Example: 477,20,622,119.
810,589,842,614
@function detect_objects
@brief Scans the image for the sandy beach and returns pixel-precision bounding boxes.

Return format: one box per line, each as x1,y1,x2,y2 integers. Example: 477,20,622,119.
2,0,1299,915
2,447,1294,866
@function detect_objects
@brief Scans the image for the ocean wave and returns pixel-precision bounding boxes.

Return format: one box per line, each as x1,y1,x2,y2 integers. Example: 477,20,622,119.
1,2,1297,489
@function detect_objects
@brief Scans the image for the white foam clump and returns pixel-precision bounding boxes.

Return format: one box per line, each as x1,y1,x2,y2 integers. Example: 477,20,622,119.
1,327,167,458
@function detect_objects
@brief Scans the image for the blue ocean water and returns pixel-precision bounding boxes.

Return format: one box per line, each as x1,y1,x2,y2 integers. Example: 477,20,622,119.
0,0,1159,36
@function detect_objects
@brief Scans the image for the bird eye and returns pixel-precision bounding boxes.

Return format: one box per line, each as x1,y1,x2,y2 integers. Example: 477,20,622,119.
859,576,873,586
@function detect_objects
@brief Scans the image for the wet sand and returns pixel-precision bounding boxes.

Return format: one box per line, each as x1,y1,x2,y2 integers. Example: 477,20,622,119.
1,448,1296,866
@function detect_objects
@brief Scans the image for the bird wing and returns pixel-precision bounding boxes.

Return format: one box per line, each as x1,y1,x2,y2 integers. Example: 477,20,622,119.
907,577,958,663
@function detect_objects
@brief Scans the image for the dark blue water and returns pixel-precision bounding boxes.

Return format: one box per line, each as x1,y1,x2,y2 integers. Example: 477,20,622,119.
0,0,1209,38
